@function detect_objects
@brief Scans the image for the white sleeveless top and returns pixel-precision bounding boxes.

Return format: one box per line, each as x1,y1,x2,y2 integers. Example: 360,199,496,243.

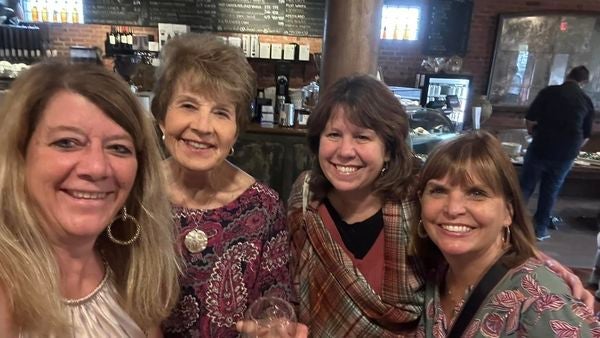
21,268,145,338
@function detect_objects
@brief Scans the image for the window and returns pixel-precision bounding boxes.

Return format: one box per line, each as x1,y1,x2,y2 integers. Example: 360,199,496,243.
23,0,84,24
380,4,421,41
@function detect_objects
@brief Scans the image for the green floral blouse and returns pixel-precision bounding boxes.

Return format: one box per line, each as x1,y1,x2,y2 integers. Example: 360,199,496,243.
417,258,600,337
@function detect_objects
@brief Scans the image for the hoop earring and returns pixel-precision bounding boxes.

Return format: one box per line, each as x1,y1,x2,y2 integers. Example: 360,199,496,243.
229,147,235,156
503,226,511,246
107,207,141,245
417,220,428,238
380,162,388,176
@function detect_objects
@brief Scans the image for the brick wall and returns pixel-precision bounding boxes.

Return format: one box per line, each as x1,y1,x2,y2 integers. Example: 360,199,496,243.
45,23,158,57
45,23,322,88
44,0,599,93
379,0,600,95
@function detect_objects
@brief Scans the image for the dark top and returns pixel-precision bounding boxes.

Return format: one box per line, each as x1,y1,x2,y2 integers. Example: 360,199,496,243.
526,81,595,161
324,198,384,259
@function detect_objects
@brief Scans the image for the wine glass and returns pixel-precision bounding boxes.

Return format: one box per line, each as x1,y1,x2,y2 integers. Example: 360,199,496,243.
243,296,297,338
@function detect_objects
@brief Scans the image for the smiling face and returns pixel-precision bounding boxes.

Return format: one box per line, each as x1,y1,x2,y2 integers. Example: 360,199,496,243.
420,172,513,263
318,106,389,199
25,90,138,244
161,85,237,173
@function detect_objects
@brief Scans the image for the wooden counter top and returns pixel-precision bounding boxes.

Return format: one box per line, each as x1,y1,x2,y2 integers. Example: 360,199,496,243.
244,124,308,136
512,160,600,180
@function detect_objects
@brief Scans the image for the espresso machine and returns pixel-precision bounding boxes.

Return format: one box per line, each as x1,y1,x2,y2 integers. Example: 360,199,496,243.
275,62,290,124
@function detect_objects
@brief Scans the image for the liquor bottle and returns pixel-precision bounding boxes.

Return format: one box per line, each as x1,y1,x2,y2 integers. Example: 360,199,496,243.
52,0,59,22
41,0,48,22
402,24,410,40
381,26,387,39
31,0,40,22
32,26,42,59
60,0,68,23
72,1,79,23
14,27,23,60
8,26,17,61
25,27,36,63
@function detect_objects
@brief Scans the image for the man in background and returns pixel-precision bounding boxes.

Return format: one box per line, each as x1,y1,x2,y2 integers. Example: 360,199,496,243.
520,65,595,241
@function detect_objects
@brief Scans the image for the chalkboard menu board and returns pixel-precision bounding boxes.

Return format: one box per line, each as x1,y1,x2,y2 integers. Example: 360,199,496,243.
423,0,473,56
84,0,325,37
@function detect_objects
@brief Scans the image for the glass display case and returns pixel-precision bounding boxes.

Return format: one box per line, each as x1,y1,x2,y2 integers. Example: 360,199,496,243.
407,108,458,154
416,73,472,132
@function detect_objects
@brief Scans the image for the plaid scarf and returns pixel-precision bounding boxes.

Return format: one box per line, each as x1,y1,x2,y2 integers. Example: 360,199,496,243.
288,172,425,337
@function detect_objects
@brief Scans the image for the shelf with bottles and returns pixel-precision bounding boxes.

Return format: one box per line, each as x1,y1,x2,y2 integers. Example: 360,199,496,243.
381,23,416,41
26,0,83,24
104,26,135,56
246,58,310,66
0,23,55,65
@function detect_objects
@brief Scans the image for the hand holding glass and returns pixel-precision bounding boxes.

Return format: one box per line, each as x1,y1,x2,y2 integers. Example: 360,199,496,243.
239,296,298,338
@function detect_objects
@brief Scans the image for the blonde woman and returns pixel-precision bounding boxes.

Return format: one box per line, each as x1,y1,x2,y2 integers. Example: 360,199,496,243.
0,62,180,337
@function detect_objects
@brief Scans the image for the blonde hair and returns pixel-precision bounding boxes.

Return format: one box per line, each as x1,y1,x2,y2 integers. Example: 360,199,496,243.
0,61,180,334
410,131,536,270
151,32,257,132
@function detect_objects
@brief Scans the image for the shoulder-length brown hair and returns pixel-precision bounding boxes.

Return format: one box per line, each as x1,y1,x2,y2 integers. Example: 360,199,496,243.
410,131,537,270
0,61,180,335
307,74,420,201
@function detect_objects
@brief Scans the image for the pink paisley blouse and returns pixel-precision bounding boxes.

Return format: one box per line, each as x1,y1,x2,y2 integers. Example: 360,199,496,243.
162,182,292,338
417,257,600,337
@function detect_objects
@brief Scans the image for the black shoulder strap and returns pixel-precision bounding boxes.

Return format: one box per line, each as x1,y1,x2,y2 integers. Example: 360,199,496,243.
448,261,509,338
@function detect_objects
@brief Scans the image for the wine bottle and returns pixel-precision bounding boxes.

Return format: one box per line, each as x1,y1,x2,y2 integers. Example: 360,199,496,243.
127,27,133,49
115,27,122,53
121,27,128,46
105,32,111,56
109,26,117,54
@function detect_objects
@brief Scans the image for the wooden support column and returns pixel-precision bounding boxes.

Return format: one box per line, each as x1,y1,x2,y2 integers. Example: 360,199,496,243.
320,0,383,92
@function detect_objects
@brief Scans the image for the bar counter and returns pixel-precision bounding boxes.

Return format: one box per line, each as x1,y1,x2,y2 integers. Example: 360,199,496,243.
231,124,311,200
235,121,600,200
245,124,308,136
